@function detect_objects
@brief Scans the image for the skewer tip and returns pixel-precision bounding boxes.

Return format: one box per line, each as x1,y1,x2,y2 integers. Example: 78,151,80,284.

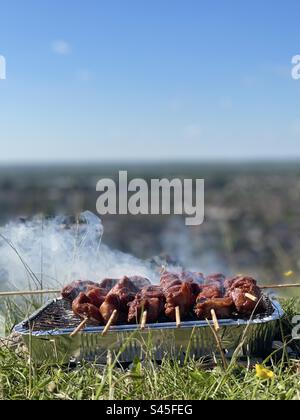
102,309,118,336
70,317,89,337
140,310,147,330
245,293,258,302
210,309,220,332
175,306,181,328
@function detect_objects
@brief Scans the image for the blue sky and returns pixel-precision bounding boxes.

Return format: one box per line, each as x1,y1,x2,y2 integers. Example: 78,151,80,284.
0,0,300,162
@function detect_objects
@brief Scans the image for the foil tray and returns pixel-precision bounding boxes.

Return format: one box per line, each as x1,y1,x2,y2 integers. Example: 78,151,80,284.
14,298,284,364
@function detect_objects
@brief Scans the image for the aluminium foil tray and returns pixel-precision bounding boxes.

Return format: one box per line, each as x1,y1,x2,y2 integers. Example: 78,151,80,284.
14,297,284,364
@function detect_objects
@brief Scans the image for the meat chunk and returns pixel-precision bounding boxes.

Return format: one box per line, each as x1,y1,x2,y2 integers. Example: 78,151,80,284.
72,292,103,324
99,276,141,324
195,296,235,319
225,276,264,315
128,285,165,324
128,275,152,290
161,271,200,320
197,284,223,300
99,278,118,290
205,273,226,286
61,280,100,301
99,276,151,292
86,287,108,307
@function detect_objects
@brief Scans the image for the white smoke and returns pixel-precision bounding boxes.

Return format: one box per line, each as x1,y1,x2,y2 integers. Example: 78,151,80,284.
0,211,158,292
161,216,229,275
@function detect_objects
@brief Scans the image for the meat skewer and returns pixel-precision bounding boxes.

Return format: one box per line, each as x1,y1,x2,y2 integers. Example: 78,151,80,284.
195,295,235,319
260,283,300,289
225,276,265,316
58,271,289,333
160,271,203,321
61,280,101,301
128,285,165,324
2,278,299,300
195,274,265,320
72,292,103,324
69,290,105,336
100,276,146,325
0,289,61,297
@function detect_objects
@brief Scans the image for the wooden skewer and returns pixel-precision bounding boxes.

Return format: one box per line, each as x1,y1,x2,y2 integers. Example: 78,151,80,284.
102,310,118,336
175,306,181,328
140,310,147,330
245,293,258,302
260,284,300,289
0,283,299,299
210,309,220,332
70,317,89,337
0,289,61,297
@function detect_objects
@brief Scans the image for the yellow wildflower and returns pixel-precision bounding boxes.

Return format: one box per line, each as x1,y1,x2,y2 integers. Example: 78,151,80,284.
255,364,274,380
284,271,294,277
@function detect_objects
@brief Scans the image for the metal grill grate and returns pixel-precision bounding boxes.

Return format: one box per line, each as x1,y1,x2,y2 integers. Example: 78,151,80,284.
23,299,84,331
21,296,275,333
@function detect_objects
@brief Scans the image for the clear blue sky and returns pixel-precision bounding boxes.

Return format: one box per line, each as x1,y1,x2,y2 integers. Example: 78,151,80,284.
0,0,300,163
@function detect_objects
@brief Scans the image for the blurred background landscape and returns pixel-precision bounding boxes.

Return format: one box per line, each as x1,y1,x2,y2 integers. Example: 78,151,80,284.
1,1,300,294
0,161,299,288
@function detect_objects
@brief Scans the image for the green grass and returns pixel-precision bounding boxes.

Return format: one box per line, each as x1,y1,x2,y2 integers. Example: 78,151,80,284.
0,298,300,400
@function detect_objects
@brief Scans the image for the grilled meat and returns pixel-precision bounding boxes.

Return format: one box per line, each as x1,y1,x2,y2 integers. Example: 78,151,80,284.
128,285,165,324
195,273,231,319
197,284,223,300
99,276,150,291
225,276,264,315
72,292,103,324
99,278,118,290
128,275,152,290
61,280,101,301
99,276,141,324
161,271,201,320
86,287,107,307
195,296,235,319
64,271,266,326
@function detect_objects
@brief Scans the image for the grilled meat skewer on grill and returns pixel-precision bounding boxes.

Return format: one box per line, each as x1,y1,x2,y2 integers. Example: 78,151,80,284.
161,271,203,321
98,276,151,293
61,280,101,301
64,272,267,327
195,296,235,319
99,276,148,324
225,276,265,315
62,277,151,302
85,287,108,307
72,292,103,324
128,285,165,324
194,273,234,319
195,274,266,319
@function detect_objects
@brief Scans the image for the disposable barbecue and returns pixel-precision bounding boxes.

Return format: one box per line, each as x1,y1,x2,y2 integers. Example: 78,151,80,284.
14,270,286,364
